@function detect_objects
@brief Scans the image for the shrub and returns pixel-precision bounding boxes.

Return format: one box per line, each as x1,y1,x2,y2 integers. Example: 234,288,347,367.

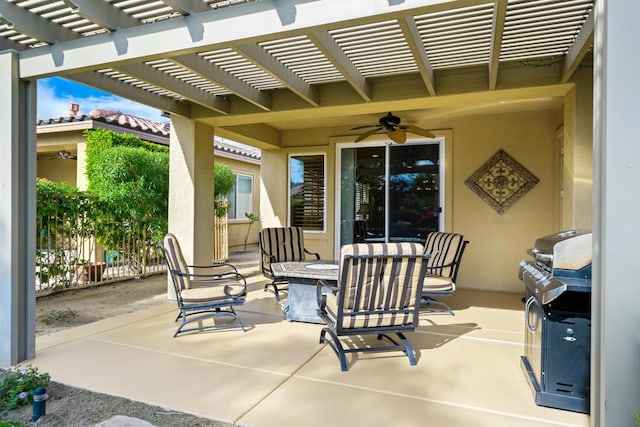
214,163,234,217
85,129,170,266
36,178,95,290
0,366,50,413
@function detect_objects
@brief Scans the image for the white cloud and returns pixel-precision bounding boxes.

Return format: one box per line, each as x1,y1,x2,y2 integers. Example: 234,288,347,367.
37,80,167,123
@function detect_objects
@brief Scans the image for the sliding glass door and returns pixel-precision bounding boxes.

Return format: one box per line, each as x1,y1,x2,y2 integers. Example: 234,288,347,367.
338,140,442,247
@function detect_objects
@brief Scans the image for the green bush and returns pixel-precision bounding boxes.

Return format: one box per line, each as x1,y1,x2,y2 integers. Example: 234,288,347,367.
0,366,50,413
85,129,169,245
36,178,95,290
214,163,234,217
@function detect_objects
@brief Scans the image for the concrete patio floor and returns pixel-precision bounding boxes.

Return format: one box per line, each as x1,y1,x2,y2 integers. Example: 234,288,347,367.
31,251,590,427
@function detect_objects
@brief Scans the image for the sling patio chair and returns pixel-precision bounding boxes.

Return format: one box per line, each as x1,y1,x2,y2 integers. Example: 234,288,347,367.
420,231,469,316
158,233,247,337
258,226,320,301
316,242,429,371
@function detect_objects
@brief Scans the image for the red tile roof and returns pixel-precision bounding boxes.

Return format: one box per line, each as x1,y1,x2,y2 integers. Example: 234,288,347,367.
37,109,260,161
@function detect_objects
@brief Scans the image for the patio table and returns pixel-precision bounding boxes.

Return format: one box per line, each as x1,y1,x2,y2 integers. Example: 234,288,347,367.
271,261,338,324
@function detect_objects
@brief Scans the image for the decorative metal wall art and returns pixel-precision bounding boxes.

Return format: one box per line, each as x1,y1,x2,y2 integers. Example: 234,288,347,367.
465,149,539,214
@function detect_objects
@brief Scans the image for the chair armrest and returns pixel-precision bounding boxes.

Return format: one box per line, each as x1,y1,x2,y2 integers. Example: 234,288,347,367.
305,248,321,260
188,262,238,274
177,270,247,297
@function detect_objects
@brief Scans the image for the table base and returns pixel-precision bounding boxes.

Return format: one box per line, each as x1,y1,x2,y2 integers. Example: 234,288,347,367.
283,282,332,324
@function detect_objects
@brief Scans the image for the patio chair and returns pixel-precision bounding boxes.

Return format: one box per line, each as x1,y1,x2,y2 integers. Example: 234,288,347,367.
259,226,320,301
158,233,247,337
316,242,428,371
420,231,469,316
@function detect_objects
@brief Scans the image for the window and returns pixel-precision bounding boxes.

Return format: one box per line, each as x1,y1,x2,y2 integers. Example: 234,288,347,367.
289,154,325,231
228,174,254,220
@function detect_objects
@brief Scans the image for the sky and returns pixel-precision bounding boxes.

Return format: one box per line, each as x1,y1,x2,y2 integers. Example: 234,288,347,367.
36,76,259,151
37,76,168,123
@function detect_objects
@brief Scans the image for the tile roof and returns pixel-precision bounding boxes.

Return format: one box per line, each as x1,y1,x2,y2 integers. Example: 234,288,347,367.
37,109,260,161
88,109,171,136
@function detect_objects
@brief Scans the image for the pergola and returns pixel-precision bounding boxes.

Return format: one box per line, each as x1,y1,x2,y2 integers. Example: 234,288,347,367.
1,1,638,425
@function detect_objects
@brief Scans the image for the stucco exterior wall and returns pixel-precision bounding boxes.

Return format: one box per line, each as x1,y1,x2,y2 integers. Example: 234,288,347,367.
215,155,261,250
262,109,566,292
36,131,86,186
449,110,560,292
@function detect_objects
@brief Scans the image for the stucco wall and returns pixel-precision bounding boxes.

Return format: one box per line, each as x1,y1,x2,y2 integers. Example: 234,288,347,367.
262,108,565,292
215,155,261,250
36,131,86,186
449,110,560,292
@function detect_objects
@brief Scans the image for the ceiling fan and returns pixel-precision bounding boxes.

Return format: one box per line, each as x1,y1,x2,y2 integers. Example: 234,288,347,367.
350,112,435,144
40,150,77,160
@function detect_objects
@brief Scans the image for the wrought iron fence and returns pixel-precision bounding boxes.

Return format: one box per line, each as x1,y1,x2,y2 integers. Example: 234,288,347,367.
36,193,166,295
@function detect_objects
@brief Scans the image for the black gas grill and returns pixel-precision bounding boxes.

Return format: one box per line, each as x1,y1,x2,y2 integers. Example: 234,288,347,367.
518,229,592,414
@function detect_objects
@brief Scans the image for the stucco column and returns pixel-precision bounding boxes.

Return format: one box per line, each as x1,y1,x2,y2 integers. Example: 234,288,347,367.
592,1,640,425
0,51,37,366
167,115,214,298
259,148,287,228
75,142,88,191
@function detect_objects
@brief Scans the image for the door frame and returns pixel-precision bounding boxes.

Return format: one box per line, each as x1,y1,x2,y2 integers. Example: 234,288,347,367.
334,134,448,259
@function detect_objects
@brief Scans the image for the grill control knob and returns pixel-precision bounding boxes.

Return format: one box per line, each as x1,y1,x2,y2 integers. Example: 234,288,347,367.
563,328,577,342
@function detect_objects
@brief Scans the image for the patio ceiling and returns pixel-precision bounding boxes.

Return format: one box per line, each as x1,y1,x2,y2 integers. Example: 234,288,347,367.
2,0,595,147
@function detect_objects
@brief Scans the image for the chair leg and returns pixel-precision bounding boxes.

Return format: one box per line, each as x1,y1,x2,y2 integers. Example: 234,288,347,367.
376,333,417,366
174,307,245,337
420,296,455,316
320,327,349,371
263,280,288,302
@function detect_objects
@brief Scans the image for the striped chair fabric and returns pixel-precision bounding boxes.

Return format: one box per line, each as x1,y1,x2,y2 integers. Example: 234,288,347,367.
258,226,320,300
420,231,469,315
317,242,429,371
423,232,467,281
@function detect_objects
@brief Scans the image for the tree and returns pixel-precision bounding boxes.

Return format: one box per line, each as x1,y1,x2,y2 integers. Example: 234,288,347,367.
85,129,169,272
213,163,234,217
87,145,169,240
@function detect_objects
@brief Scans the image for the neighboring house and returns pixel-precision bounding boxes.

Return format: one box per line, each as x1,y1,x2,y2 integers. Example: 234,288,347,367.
36,106,261,250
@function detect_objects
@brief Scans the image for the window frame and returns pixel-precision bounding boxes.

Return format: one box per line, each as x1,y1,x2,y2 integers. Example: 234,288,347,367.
227,172,255,221
287,152,327,233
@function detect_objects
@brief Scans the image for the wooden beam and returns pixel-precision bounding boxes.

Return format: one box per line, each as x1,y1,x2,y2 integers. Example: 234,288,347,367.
0,1,79,43
61,0,140,30
561,7,594,83
488,0,507,90
308,31,371,101
398,16,436,96
115,62,230,114
19,0,475,78
162,0,212,14
70,71,192,117
235,42,320,106
172,54,271,110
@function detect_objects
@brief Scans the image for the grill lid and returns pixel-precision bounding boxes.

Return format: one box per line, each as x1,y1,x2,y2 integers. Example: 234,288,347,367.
528,229,592,271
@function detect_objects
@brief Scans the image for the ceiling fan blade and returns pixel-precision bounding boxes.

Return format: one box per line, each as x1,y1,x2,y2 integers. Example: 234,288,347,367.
350,125,376,130
354,128,381,142
387,129,407,144
404,125,436,139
